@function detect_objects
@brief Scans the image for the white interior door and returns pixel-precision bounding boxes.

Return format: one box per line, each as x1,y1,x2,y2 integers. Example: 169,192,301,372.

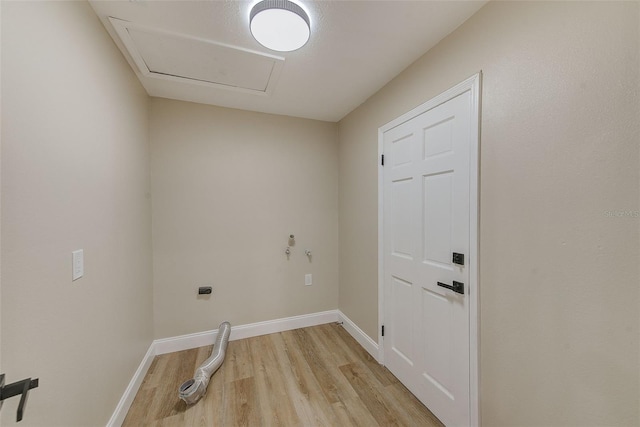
381,76,479,427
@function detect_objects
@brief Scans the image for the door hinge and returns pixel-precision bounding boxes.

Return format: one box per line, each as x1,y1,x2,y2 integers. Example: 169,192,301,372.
381,154,385,166
381,325,385,337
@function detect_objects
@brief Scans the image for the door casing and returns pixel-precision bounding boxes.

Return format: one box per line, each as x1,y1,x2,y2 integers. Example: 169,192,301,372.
377,72,481,426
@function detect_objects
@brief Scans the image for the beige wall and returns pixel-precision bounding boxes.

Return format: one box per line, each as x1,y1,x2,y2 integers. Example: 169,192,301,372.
150,99,339,339
338,1,639,426
1,2,153,426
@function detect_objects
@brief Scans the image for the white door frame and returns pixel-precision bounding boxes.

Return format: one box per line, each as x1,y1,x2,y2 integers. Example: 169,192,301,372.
377,72,481,426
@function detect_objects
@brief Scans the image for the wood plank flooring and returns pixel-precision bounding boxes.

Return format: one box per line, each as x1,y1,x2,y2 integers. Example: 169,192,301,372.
123,323,444,426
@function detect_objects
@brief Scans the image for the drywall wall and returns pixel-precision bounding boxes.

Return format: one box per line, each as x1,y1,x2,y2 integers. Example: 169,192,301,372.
1,2,153,425
338,1,639,426
150,99,339,339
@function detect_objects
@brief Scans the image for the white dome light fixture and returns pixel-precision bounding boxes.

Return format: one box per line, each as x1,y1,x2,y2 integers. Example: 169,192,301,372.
250,0,310,52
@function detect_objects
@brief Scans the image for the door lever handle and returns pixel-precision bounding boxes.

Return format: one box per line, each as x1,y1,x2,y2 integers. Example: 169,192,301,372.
437,281,464,295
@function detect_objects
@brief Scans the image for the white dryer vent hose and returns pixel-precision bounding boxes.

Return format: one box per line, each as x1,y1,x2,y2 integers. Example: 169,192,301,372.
178,321,231,405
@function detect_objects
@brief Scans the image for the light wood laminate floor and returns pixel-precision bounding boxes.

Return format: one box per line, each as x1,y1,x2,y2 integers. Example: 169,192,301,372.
123,323,444,426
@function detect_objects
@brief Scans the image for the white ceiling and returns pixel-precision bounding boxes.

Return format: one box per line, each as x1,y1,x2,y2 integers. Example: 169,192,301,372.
89,1,486,122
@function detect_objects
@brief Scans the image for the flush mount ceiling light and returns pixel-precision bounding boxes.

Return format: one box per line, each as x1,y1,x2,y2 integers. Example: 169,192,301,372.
250,0,310,52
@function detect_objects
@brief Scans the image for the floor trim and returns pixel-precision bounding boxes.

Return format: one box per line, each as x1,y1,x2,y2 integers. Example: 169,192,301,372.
108,310,338,426
154,310,340,355
107,309,379,426
337,310,380,362
106,344,156,427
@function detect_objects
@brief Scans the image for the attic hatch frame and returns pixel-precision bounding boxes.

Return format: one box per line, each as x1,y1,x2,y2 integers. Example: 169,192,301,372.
109,17,285,96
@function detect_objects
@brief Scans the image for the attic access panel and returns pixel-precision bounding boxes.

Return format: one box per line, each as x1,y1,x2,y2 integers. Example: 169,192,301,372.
109,17,284,95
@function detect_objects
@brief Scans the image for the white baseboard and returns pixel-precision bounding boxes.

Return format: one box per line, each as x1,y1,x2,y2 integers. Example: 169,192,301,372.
154,309,340,355
337,310,380,362
228,309,339,342
107,309,376,426
153,328,215,355
106,344,156,427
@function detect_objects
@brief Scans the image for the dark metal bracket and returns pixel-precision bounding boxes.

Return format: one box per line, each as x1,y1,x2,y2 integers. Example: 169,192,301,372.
452,252,465,266
0,374,39,422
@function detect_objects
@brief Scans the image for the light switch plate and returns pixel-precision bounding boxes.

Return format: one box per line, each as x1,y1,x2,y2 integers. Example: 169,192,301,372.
305,274,312,286
72,250,84,281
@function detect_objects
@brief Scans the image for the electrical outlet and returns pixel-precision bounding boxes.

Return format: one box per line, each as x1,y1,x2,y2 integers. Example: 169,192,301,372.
198,286,212,295
305,274,312,286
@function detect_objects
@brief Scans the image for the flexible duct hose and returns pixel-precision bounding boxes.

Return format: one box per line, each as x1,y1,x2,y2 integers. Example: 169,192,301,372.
178,321,231,405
